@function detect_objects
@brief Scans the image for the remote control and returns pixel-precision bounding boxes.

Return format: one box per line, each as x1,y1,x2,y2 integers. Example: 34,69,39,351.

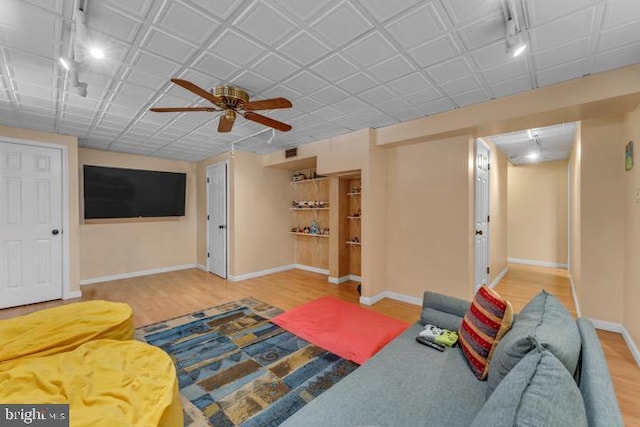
416,336,445,352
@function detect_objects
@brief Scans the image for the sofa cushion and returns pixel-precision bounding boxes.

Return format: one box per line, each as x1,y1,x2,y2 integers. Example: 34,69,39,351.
487,290,580,396
280,323,487,427
459,285,513,380
471,345,588,427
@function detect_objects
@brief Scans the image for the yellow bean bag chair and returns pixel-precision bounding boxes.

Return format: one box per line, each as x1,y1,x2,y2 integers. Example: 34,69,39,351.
0,300,133,364
0,339,182,427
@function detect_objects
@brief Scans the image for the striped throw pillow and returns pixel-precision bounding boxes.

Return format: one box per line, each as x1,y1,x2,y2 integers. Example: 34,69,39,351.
459,285,513,380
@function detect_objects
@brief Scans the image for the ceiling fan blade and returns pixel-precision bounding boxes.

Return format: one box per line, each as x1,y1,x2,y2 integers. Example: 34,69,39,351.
218,112,236,133
242,97,292,111
170,78,222,105
150,107,217,112
244,112,292,132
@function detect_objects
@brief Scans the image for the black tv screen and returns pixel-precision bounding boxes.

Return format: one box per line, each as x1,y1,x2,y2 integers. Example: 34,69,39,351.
83,165,186,219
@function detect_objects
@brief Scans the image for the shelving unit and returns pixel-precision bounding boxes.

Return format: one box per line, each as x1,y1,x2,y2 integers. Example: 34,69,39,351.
289,168,330,271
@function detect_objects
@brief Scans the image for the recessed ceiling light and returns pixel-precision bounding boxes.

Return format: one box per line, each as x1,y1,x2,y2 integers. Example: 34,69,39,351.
527,152,540,160
90,47,105,59
59,57,70,71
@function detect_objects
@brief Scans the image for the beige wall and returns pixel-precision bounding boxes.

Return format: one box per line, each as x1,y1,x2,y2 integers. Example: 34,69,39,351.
0,125,80,293
507,160,569,265
361,139,388,297
485,138,509,284
623,105,640,352
231,151,294,276
78,149,197,280
569,125,582,304
579,116,626,323
196,150,294,277
384,135,475,301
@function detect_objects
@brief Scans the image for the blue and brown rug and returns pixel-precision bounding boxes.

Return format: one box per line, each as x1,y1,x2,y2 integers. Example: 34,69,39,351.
135,298,358,426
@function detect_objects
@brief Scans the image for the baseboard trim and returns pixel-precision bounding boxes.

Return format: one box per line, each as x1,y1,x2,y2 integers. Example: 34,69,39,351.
80,264,197,285
569,275,582,317
228,265,295,282
589,318,623,333
384,291,422,306
63,290,82,299
508,258,568,269
294,264,329,276
196,264,207,271
359,292,385,306
489,267,509,289
622,326,640,368
328,275,362,284
360,291,422,307
507,258,568,268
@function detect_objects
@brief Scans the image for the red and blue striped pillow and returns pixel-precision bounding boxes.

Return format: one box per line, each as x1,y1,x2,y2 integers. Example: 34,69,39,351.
459,285,513,380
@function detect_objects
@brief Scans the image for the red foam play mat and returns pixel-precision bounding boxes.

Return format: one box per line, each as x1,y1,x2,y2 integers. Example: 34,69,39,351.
271,296,410,365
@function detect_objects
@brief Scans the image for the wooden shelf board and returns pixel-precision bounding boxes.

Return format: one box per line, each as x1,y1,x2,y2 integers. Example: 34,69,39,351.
347,192,362,196
290,177,329,184
289,232,330,238
346,241,362,245
290,207,330,211
347,216,362,219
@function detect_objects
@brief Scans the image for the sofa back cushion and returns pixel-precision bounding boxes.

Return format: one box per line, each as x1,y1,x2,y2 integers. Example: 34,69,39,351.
458,285,513,380
471,345,588,427
487,290,581,397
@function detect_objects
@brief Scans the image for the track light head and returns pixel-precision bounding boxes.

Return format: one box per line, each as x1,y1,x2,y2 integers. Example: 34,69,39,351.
59,57,71,71
505,17,527,58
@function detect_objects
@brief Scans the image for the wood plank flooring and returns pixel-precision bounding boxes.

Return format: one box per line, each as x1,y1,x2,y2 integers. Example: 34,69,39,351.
1,264,637,425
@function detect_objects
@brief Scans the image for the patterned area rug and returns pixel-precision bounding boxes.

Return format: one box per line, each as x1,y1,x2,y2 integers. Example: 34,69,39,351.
135,298,358,426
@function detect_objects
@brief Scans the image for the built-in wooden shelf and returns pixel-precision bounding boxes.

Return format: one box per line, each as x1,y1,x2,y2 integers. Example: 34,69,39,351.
291,177,329,185
289,232,330,238
290,207,330,211
347,192,361,196
347,216,361,219
346,241,362,245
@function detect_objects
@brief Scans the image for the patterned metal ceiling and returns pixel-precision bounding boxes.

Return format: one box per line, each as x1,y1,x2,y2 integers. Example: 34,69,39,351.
0,0,639,161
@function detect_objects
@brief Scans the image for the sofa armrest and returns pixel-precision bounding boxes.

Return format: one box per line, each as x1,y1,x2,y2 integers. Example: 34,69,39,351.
420,291,471,330
576,318,623,427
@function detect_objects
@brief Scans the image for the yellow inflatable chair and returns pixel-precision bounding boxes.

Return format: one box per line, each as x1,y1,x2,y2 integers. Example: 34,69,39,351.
0,340,182,427
0,301,182,427
0,300,133,363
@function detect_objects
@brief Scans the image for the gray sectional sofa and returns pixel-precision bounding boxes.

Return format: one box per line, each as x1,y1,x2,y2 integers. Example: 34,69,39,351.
282,290,623,427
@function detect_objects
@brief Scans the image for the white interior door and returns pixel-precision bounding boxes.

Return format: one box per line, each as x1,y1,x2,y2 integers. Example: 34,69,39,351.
207,162,227,279
0,141,63,308
474,138,490,292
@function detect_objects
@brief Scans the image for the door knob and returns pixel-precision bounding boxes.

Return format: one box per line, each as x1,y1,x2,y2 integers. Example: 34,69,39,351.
52,229,60,235
475,230,483,235
218,225,226,229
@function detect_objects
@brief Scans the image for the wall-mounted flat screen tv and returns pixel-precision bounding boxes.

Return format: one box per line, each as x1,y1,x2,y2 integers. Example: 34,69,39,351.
83,165,187,219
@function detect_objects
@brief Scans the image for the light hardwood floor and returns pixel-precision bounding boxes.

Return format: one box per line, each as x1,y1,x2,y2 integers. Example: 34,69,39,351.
1,264,638,425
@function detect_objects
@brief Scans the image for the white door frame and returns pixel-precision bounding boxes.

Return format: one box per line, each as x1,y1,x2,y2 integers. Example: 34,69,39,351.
0,136,73,300
206,160,229,278
474,138,491,292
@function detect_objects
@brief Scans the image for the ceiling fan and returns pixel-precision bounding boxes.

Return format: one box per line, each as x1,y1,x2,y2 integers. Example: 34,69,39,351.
150,78,293,133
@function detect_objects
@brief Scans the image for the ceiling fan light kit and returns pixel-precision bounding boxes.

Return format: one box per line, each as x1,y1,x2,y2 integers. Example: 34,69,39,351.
150,78,293,134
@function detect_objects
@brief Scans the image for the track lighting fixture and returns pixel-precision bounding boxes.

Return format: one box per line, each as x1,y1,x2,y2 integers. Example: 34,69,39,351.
503,0,527,58
58,0,102,97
